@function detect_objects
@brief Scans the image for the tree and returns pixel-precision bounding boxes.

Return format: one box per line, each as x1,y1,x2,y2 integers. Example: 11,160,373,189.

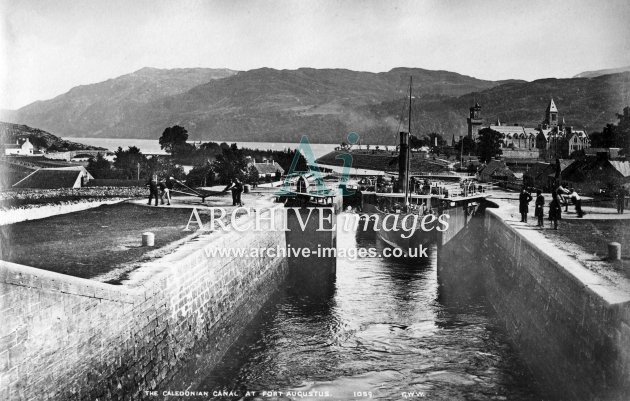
246,165,260,186
476,128,503,163
409,135,423,150
186,162,215,187
113,146,147,179
460,136,477,155
145,156,186,180
589,108,630,155
159,125,189,154
86,153,113,178
427,133,446,148
212,145,249,184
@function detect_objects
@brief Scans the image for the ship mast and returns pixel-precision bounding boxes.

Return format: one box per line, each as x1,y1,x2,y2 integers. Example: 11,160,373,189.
405,76,412,209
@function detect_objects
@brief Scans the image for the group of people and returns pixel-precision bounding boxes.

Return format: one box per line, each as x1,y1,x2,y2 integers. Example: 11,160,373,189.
146,175,246,207
146,175,175,206
223,178,244,206
519,184,585,230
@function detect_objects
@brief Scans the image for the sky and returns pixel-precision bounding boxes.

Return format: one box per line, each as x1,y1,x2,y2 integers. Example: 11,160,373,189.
1,0,630,109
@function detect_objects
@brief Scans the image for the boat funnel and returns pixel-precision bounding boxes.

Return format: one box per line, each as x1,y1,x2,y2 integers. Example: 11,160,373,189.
398,131,410,193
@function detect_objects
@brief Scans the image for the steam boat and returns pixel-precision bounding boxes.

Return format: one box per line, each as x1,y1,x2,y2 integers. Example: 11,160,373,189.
359,77,491,253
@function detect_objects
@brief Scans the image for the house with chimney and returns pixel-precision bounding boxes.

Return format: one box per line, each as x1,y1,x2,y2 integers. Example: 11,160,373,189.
3,138,36,156
249,158,285,180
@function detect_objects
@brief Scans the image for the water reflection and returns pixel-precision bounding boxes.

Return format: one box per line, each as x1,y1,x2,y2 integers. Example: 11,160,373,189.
173,214,540,400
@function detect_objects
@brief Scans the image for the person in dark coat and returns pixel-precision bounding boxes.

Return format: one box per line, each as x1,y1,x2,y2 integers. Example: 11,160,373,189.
616,186,626,214
519,187,533,223
549,193,562,230
146,174,159,206
356,186,364,212
534,190,545,227
224,178,244,206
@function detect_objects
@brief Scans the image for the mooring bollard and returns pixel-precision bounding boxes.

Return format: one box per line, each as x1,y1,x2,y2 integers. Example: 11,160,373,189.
608,242,621,260
142,232,155,247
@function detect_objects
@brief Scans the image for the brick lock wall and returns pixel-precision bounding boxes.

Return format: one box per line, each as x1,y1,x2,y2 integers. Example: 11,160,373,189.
0,206,288,400
438,211,630,400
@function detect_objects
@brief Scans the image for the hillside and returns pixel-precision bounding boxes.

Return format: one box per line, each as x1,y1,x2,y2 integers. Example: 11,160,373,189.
573,66,630,78
1,67,236,137
2,67,629,145
369,72,630,140
0,121,104,151
0,67,503,143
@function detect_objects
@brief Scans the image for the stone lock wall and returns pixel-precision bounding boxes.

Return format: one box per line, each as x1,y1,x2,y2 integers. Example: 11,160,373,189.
438,209,630,400
0,205,288,400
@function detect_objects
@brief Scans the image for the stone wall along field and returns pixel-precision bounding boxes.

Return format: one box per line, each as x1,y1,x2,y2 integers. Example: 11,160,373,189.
0,205,288,400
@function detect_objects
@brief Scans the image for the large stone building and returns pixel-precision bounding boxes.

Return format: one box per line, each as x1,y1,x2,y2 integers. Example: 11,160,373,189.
466,99,590,159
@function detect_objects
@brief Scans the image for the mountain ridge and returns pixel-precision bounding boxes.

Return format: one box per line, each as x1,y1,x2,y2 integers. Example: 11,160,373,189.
573,66,630,78
2,67,629,145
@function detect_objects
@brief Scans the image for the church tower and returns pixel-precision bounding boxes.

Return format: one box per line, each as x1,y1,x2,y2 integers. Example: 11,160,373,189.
543,98,559,129
467,102,483,139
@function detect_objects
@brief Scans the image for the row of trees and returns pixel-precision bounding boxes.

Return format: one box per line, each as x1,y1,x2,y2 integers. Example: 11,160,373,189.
86,146,186,181
407,129,500,163
589,109,630,154
87,125,308,186
185,142,307,187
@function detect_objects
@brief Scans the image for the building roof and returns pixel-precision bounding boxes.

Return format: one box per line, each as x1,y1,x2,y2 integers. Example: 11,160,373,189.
610,161,630,177
558,159,574,171
568,130,588,139
524,162,552,181
13,169,82,189
490,125,525,137
12,166,92,189
562,158,629,182
479,160,516,179
489,125,538,138
546,98,558,113
252,162,285,175
3,138,33,147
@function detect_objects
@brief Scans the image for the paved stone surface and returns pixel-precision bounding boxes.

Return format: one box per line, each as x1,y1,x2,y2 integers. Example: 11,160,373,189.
488,196,630,294
486,189,630,220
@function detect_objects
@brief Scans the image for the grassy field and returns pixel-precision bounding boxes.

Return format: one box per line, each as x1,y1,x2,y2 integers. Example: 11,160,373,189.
0,203,200,281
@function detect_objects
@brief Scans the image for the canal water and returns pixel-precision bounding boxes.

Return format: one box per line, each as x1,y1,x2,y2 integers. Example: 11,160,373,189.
173,214,542,400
